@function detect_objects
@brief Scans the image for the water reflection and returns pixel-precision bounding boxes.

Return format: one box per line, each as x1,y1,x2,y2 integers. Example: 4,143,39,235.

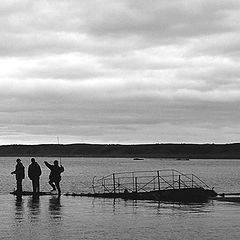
49,196,62,219
153,200,214,215
92,197,214,217
27,195,40,221
15,196,24,221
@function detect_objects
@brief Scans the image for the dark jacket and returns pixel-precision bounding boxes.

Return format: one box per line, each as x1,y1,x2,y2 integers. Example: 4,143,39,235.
12,162,25,180
28,162,42,180
44,161,64,182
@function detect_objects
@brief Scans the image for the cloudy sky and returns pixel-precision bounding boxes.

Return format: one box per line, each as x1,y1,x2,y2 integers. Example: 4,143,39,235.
1,0,240,145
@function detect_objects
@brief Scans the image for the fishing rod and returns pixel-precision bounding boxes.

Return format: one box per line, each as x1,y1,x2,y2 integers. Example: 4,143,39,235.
57,136,62,165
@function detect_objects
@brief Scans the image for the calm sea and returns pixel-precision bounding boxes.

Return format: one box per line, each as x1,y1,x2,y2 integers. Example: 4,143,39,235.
1,157,240,240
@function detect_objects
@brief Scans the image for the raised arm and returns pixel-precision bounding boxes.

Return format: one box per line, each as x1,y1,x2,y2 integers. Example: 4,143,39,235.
44,161,52,169
60,165,64,173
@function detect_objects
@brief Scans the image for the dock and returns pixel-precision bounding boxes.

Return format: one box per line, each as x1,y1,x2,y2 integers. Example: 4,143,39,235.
10,169,217,203
84,169,216,202
10,191,58,196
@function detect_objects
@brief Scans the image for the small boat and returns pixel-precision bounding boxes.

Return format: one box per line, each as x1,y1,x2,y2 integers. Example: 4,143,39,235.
133,157,144,160
211,196,240,202
176,158,189,161
211,192,240,202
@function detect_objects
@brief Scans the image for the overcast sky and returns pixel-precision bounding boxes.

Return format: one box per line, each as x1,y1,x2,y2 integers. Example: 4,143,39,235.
1,0,240,145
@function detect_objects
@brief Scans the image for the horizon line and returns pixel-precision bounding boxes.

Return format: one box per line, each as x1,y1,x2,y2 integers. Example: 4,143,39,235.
1,142,240,147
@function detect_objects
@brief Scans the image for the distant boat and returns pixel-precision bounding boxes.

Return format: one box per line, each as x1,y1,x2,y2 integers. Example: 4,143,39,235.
176,158,190,161
133,157,144,161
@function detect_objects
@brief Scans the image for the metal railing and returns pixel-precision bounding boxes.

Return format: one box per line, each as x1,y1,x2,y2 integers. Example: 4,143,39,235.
92,169,210,194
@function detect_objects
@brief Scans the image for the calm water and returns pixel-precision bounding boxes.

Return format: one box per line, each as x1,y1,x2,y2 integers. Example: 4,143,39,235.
1,157,240,239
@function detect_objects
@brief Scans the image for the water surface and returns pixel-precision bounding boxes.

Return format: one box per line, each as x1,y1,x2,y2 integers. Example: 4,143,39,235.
1,157,240,239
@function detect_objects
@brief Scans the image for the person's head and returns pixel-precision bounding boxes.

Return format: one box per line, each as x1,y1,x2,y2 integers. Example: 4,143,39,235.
54,160,59,166
31,158,35,163
16,158,21,163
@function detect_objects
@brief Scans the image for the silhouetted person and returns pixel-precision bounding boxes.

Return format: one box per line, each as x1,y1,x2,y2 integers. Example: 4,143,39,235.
11,158,25,194
44,160,64,195
28,158,42,194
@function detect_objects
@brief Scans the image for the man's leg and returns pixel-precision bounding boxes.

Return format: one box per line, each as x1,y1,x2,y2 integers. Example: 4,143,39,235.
32,180,36,193
36,178,40,193
55,181,61,195
48,180,56,191
17,179,23,193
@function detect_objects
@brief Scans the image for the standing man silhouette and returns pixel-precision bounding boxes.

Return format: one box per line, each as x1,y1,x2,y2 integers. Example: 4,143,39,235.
11,158,25,193
44,160,64,195
28,158,42,194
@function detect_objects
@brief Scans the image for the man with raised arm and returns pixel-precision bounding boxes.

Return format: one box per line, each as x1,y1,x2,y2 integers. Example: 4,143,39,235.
44,160,64,195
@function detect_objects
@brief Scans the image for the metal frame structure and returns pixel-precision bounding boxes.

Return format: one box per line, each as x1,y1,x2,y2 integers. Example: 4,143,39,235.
92,169,210,194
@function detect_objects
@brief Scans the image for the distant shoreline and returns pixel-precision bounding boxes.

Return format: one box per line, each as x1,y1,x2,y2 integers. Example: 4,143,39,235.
1,143,240,159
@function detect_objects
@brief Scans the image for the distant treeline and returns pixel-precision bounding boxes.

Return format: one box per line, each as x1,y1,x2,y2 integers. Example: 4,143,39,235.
0,143,240,159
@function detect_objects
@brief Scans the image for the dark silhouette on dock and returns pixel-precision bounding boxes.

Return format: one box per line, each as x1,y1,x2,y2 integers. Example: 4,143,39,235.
28,158,42,194
44,160,64,196
11,158,25,194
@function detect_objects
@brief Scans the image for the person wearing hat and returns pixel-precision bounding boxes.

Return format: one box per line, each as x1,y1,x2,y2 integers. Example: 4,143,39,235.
28,158,42,194
11,158,25,193
44,160,64,195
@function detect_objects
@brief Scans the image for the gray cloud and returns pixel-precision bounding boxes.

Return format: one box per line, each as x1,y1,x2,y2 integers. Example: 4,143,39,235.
188,34,240,59
1,0,239,57
0,0,240,144
78,0,239,43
